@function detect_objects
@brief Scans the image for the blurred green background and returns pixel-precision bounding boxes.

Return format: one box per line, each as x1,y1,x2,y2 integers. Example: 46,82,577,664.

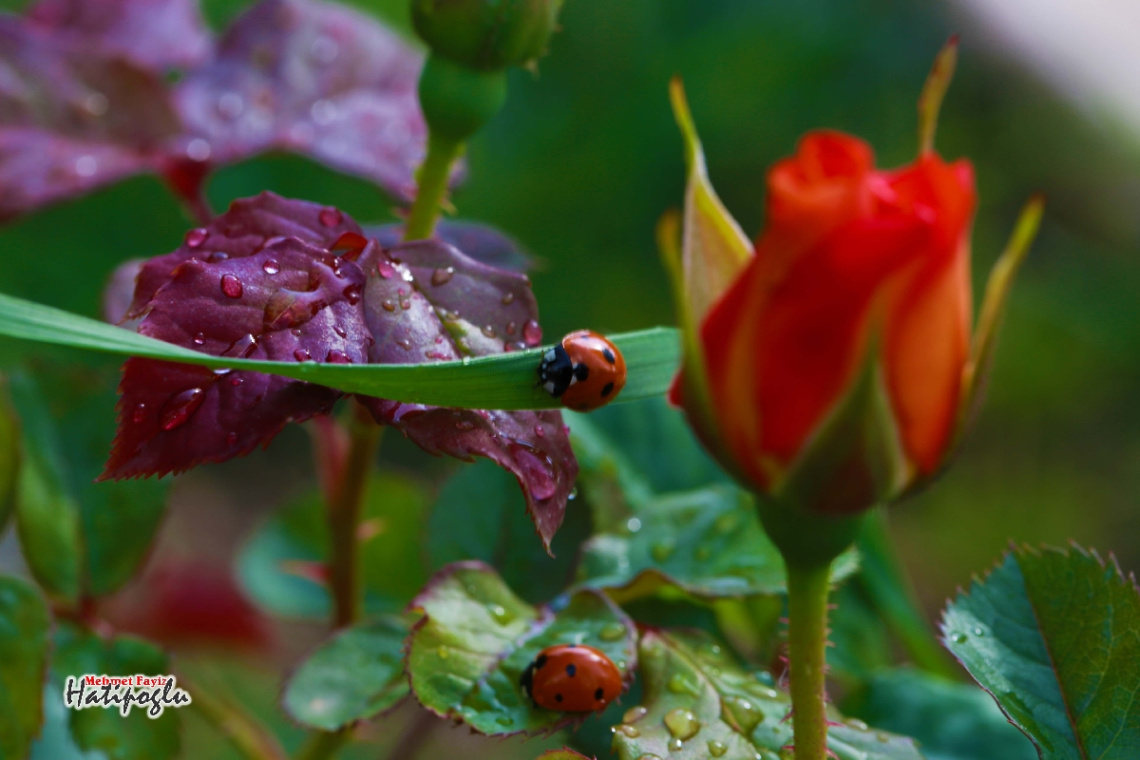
1,0,1138,755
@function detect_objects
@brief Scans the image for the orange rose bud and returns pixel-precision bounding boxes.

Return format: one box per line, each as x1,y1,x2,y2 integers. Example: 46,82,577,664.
663,42,1042,560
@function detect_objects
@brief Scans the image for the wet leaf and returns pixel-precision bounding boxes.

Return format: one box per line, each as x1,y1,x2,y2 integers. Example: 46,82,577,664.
176,0,433,202
942,544,1140,760
611,629,923,760
282,615,410,730
27,0,212,71
842,668,1037,760
239,470,429,619
406,562,636,736
0,575,50,760
50,625,180,760
0,16,181,220
369,220,534,272
578,485,858,603
0,377,21,536
536,751,594,760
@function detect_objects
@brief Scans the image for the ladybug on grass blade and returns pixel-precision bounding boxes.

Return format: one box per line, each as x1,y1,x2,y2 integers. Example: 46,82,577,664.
537,330,627,412
520,644,623,712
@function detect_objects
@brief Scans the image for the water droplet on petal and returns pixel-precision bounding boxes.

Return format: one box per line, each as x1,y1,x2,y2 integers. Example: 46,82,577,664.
333,324,347,338
501,291,515,305
399,298,411,310
600,622,627,642
192,332,205,345
131,403,147,423
973,627,985,637
668,738,683,751
708,740,728,757
482,325,496,338
533,424,545,438
160,387,204,431
184,227,208,248
431,267,454,286
326,349,351,364
230,376,243,386
396,338,412,351
343,282,362,304
488,604,513,624
263,259,280,274
318,207,343,227
294,348,312,361
208,251,229,263
663,709,701,740
221,274,243,298
952,633,968,644
724,696,764,734
376,260,395,279
612,725,640,738
522,319,542,346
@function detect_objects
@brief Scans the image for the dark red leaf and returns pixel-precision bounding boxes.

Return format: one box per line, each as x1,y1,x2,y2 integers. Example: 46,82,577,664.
0,18,181,220
175,0,434,202
355,240,574,553
27,0,213,72
103,237,372,479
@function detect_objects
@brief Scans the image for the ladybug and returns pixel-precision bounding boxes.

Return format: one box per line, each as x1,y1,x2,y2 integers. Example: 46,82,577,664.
537,330,627,412
519,643,623,712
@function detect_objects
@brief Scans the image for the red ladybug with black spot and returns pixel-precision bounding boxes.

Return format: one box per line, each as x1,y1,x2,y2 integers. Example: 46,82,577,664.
520,643,623,712
537,330,627,412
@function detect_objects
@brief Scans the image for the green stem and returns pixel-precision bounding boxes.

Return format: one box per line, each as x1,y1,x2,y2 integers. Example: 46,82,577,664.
786,561,833,760
292,728,351,760
326,403,382,629
181,671,287,760
403,132,464,241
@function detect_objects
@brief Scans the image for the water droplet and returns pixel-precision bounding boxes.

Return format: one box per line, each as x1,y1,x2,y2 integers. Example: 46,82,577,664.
381,299,396,312
745,682,780,700
668,738,683,751
75,155,97,177
396,338,412,351
501,292,514,305
635,756,663,760
326,349,351,364
482,325,496,338
652,541,675,562
612,724,640,738
846,718,869,731
504,321,518,337
184,227,208,248
376,260,395,279
455,420,475,432
532,423,545,438
226,432,238,446
343,282,362,304
131,403,147,423
663,708,701,741
221,274,243,298
755,671,776,687
522,319,542,346
600,622,627,642
487,604,512,624
508,441,557,500
973,627,986,637
208,251,229,262
294,348,312,361
399,298,411,310
626,517,642,533
952,633,968,644
623,706,648,724
230,376,243,386
708,740,728,757
333,324,347,338
160,387,204,431
437,646,450,659
496,715,512,726
431,266,455,286
262,259,280,274
724,696,764,734
318,207,343,227
192,332,205,345
667,674,698,696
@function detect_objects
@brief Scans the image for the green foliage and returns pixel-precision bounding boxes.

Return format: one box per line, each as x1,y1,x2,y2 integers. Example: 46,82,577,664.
0,292,680,411
942,545,1140,760
426,460,589,603
50,625,180,760
611,629,923,760
0,378,17,534
283,616,410,730
842,668,1037,760
535,751,592,760
405,562,636,735
239,470,430,619
7,372,167,601
0,576,50,760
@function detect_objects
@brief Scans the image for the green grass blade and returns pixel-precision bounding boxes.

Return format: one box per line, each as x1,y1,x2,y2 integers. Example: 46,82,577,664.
0,292,680,410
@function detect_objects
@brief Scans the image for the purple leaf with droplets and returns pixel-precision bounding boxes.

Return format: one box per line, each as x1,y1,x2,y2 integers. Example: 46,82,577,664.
104,194,575,551
0,17,182,220
26,0,213,72
355,239,574,553
175,0,438,202
368,221,535,273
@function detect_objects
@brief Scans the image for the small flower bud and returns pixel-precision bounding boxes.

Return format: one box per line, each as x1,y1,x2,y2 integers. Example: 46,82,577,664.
412,0,563,71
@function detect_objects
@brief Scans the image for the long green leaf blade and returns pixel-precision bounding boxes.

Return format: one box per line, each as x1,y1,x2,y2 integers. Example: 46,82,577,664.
0,292,679,410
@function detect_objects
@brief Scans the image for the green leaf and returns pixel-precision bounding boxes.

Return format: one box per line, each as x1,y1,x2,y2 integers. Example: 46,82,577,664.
50,625,180,760
426,460,589,603
577,485,858,603
238,470,431,619
406,562,636,735
842,668,1037,760
0,377,18,535
941,544,1140,760
0,575,50,760
0,292,679,410
282,615,410,730
611,629,923,760
8,371,167,600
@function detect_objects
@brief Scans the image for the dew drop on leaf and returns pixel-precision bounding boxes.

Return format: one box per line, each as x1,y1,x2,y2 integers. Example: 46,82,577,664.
192,332,205,345
294,348,312,362
612,724,640,738
318,207,343,227
230,376,243,387
221,274,243,298
667,674,698,696
522,319,542,346
482,325,496,338
663,708,701,741
846,718,869,731
381,299,396,312
623,705,649,723
343,283,362,304
160,387,205,431
431,266,454,286
132,403,147,424
501,291,514,305
600,622,627,642
708,740,728,757
724,696,764,734
184,227,208,248
668,738,683,751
